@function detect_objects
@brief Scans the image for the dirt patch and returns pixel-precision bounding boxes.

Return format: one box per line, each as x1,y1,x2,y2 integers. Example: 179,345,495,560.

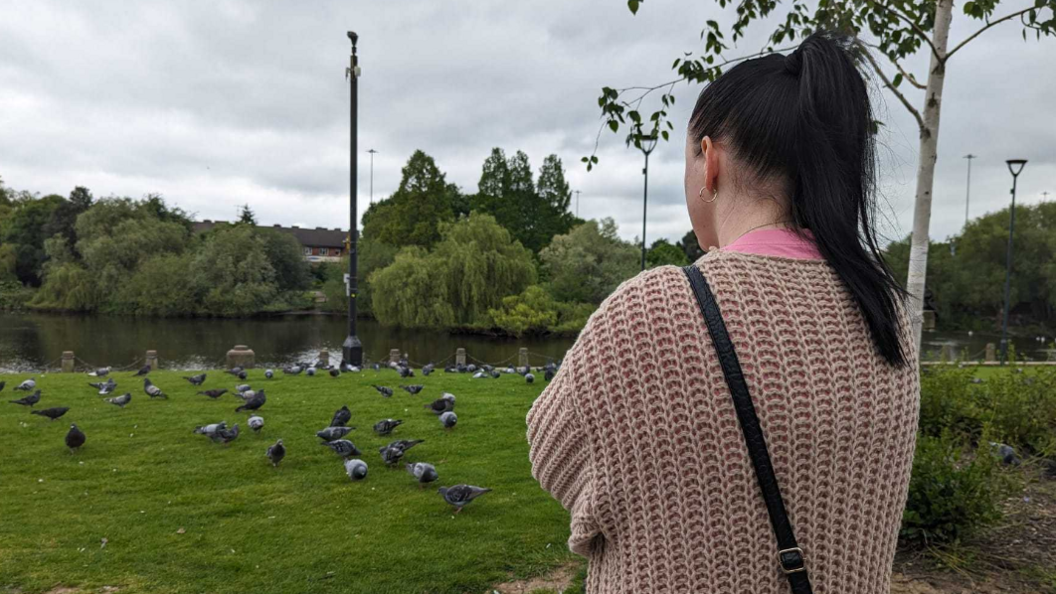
491,563,580,594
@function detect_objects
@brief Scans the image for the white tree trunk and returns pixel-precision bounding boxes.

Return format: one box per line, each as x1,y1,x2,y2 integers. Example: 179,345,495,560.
906,0,955,353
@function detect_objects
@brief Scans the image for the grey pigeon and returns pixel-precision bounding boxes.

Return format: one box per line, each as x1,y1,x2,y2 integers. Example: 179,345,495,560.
235,384,252,393
306,367,316,377
371,385,394,398
330,405,352,427
237,390,256,401
990,442,1022,466
422,363,435,376
372,362,381,372
440,392,456,404
406,462,439,488
373,418,403,436
9,390,41,407
317,426,354,442
438,485,491,513
235,390,266,412
248,415,265,433
544,369,555,382
398,366,414,379
425,398,454,415
323,439,361,458
283,365,303,375
225,367,244,377
329,368,340,378
472,371,486,379
400,385,424,395
379,439,424,466
466,364,477,373
194,421,227,438
97,379,117,396
106,393,132,408
525,373,535,384
87,367,111,377
506,366,516,374
134,365,151,376
88,378,115,391
344,458,368,481
266,439,285,467
144,378,166,399
264,369,274,379
439,411,458,429
15,378,36,391
32,406,69,421
490,370,500,379
183,373,207,386
198,388,228,399
216,424,240,445
65,423,86,451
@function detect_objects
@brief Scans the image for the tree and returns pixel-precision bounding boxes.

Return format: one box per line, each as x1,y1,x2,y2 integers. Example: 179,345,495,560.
676,230,706,262
238,204,257,225
647,238,689,268
591,0,1056,352
361,150,461,248
257,228,311,292
539,218,640,304
192,225,278,316
1,194,65,285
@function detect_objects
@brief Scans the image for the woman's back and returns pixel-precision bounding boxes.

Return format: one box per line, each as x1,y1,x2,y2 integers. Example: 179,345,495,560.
527,250,919,593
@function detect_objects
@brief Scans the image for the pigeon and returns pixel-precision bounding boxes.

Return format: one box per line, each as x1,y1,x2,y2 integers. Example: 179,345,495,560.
183,373,207,386
266,439,285,467
372,362,381,372
235,390,266,412
317,426,354,442
466,364,477,373
373,418,403,436
144,378,166,399
88,378,115,391
490,370,500,379
371,385,394,398
330,405,352,428
216,424,240,445
264,369,274,379
236,390,256,401
134,365,152,376
225,367,244,377
306,367,316,377
472,371,486,379
544,369,555,382
198,389,228,399
406,462,439,488
87,367,111,377
400,385,424,395
97,380,117,396
440,392,456,403
422,363,435,376
15,378,36,391
990,442,1022,466
329,368,340,378
344,458,368,481
235,384,252,393
65,423,86,451
323,439,361,458
106,393,132,408
379,439,424,466
525,373,535,384
0,380,4,391
32,407,70,421
9,390,41,407
238,370,248,380
439,411,458,429
248,415,265,433
506,366,516,374
194,421,227,438
438,485,491,513
425,398,454,415
970,377,984,384
398,366,414,379
284,365,303,375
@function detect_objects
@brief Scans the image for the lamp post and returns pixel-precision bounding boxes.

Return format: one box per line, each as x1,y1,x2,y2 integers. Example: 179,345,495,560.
574,189,581,218
342,31,363,367
963,154,976,226
631,133,659,271
368,148,378,204
999,158,1027,363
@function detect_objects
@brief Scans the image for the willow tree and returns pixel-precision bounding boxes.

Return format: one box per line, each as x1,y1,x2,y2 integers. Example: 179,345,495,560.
591,0,1056,350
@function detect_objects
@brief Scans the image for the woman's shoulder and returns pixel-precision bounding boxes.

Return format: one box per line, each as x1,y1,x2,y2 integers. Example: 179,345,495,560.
581,264,693,338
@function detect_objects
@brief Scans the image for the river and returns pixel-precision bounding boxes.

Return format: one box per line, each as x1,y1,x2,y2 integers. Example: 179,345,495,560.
0,312,1050,372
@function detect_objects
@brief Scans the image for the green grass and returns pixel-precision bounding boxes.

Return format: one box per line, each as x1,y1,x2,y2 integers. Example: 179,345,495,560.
0,369,576,594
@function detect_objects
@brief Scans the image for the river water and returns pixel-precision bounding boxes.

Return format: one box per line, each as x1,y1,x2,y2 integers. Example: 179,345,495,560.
0,312,1050,372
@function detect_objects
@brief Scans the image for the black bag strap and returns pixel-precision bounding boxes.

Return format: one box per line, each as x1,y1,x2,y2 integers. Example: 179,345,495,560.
682,264,813,594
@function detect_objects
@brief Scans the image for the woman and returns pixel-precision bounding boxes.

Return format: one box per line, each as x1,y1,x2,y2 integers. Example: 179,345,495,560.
527,32,919,594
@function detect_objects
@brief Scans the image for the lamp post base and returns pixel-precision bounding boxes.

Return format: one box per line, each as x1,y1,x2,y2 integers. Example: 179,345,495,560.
342,334,363,367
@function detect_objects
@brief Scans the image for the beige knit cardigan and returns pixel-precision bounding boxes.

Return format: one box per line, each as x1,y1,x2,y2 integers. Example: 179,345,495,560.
526,251,920,594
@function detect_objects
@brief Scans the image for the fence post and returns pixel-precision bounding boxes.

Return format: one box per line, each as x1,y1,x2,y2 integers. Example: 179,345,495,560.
319,349,330,368
985,343,996,363
61,351,75,373
226,345,255,369
146,350,158,370
518,348,529,369
389,349,401,365
939,343,953,363
456,348,466,366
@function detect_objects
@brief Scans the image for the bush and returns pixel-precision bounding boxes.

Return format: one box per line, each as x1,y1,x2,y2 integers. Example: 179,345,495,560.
488,285,595,336
918,365,981,439
0,279,34,311
901,432,1014,545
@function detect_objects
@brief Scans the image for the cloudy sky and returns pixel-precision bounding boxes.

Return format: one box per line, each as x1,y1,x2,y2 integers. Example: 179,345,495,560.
1,1,1053,247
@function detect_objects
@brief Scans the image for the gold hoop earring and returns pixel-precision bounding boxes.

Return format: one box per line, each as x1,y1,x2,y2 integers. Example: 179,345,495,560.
699,186,718,204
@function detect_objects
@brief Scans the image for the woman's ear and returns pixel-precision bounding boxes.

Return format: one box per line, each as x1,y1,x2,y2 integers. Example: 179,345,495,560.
701,136,719,194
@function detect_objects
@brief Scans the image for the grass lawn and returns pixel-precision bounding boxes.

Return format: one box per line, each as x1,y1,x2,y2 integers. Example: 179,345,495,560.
0,368,579,594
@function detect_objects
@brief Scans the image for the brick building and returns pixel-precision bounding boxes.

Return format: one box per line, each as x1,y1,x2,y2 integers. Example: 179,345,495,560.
192,220,348,263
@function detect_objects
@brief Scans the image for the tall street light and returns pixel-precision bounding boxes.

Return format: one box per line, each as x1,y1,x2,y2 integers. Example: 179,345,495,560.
999,158,1027,363
368,148,378,204
963,154,976,227
342,31,363,367
630,132,659,271
574,189,581,218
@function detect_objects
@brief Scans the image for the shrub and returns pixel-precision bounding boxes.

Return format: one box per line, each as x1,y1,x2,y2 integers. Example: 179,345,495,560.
488,285,596,336
0,279,34,311
918,365,981,439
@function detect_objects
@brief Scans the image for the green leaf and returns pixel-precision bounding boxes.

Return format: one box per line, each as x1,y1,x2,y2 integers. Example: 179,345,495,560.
628,0,640,14
608,120,619,133
893,73,903,88
661,130,670,141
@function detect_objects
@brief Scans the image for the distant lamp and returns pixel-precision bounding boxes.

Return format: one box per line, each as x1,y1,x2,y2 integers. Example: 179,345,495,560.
1006,159,1027,177
629,132,660,272
999,158,1027,362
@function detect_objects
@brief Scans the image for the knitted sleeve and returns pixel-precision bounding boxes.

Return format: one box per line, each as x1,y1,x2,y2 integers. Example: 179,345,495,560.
526,331,602,557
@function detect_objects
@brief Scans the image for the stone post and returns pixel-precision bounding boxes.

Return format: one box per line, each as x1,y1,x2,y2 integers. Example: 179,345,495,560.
226,345,255,369
319,349,329,368
922,310,936,331
61,351,75,373
145,350,159,370
456,348,466,366
518,348,529,369
985,343,996,363
389,349,401,364
939,343,954,363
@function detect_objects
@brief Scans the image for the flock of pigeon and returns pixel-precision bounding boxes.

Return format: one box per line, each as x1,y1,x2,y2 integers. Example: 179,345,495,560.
3,357,558,514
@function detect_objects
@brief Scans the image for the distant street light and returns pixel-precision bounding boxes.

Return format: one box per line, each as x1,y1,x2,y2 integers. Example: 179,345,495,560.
574,189,581,218
342,31,363,367
963,154,976,226
999,158,1027,363
630,132,659,271
368,148,378,204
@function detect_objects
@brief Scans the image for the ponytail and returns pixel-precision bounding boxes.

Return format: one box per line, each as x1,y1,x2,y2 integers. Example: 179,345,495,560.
688,32,910,367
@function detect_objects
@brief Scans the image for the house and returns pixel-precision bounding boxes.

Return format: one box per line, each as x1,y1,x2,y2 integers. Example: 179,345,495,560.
192,220,349,263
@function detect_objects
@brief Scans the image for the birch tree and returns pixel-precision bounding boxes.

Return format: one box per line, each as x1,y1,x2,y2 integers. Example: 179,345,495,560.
590,0,1056,351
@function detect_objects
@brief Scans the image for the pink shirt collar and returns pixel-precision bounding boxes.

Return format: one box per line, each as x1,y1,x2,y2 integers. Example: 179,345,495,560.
720,228,824,260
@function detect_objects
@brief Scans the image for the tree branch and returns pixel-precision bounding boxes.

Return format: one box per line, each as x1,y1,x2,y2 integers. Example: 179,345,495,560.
865,41,927,89
946,7,1034,60
862,49,925,132
870,1,944,63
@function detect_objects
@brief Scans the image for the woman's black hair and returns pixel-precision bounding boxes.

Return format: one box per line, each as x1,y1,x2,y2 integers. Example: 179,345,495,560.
689,31,910,367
